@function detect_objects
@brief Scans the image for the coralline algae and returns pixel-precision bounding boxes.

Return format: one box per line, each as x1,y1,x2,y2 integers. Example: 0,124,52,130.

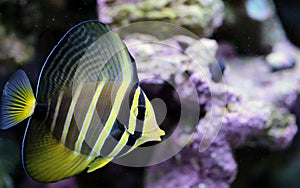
97,0,224,36
118,33,299,187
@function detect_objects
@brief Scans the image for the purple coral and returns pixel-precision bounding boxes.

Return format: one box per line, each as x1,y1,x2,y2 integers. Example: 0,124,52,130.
129,35,299,187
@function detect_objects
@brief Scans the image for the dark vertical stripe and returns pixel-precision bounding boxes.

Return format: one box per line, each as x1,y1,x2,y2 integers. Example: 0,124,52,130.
45,98,57,128
115,82,137,132
137,90,145,118
117,132,142,157
100,119,125,157
68,83,97,153
84,82,114,154
66,114,80,151
89,81,122,153
133,88,146,136
52,92,71,141
80,141,92,155
100,83,138,157
85,80,121,155
126,132,142,146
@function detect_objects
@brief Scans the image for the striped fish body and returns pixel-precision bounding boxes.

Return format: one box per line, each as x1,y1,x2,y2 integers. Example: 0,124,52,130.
42,80,158,158
0,21,165,182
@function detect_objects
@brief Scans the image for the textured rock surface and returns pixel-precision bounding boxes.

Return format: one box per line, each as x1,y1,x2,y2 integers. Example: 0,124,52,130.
97,0,224,36
120,33,299,188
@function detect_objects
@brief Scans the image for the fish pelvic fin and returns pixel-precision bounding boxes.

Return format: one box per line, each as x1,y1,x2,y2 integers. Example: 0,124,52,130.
87,157,113,173
1,70,36,129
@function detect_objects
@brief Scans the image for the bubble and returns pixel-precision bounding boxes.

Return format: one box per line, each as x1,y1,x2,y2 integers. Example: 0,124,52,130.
71,21,227,167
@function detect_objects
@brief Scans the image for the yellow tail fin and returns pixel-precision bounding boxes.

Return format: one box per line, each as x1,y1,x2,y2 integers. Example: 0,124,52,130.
0,70,36,129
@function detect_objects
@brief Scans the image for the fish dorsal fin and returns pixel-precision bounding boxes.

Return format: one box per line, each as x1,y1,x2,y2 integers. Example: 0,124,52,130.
37,20,138,102
22,118,95,182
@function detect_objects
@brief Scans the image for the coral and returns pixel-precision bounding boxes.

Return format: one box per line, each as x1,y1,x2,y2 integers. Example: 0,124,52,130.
120,33,299,187
97,0,224,36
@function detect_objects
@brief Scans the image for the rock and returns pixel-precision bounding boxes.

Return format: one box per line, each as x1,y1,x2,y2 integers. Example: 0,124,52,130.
223,101,297,149
145,136,237,188
97,0,224,36
266,52,295,72
119,33,299,187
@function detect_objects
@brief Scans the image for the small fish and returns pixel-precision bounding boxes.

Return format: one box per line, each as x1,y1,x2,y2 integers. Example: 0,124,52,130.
0,20,165,182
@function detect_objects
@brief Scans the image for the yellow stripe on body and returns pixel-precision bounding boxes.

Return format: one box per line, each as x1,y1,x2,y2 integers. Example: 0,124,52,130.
112,87,142,157
60,83,84,145
117,92,151,158
127,87,141,134
50,91,64,132
74,81,106,152
91,79,130,156
107,130,130,158
91,49,133,157
118,140,140,158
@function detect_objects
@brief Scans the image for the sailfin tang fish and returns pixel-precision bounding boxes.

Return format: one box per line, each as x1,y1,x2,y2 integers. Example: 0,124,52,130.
0,20,165,182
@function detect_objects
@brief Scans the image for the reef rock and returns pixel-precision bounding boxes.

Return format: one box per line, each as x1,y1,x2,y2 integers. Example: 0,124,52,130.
119,33,299,187
97,0,224,36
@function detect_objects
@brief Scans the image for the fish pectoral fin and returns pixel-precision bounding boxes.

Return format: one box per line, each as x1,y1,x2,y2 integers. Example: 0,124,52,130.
23,118,94,183
87,157,113,173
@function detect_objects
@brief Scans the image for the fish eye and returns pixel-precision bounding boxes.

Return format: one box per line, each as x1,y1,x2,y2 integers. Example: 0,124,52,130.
134,105,147,121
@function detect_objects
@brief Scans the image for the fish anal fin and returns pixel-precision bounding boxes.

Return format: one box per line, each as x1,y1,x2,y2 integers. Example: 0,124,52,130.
23,118,95,182
87,157,113,173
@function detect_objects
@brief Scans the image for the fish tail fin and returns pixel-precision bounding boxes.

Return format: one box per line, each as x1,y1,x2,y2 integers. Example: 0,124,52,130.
1,70,36,129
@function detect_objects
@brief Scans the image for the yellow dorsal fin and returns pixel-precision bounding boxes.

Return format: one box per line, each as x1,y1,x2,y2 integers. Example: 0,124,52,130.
22,118,95,182
87,157,113,173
